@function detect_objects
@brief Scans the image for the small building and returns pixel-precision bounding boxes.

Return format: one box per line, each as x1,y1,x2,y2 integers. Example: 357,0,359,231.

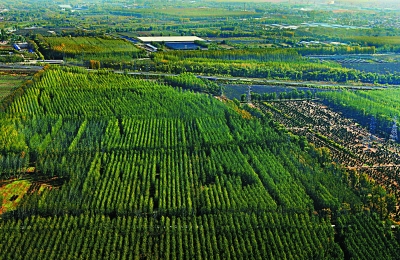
59,4,72,11
145,44,158,52
59,5,72,9
13,43,21,51
13,42,29,51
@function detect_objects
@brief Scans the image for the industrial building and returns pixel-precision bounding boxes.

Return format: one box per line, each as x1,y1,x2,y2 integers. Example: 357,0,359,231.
137,36,206,51
137,36,205,43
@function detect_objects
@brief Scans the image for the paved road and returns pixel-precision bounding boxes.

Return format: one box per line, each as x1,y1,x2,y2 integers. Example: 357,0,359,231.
1,61,391,90
109,70,389,90
0,63,43,70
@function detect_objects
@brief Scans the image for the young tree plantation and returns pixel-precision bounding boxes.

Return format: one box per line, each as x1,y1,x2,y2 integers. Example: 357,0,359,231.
0,0,400,259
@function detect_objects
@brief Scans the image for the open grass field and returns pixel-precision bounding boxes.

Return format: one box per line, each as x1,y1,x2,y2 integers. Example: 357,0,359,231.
0,72,30,100
0,179,31,215
349,36,400,47
42,36,145,61
44,37,141,55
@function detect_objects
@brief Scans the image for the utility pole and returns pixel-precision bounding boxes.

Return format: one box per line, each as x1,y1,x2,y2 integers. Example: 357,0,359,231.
390,117,398,142
247,85,252,104
365,115,376,148
370,115,376,136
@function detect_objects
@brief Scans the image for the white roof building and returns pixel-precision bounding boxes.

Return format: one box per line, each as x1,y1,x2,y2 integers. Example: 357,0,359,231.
137,36,205,43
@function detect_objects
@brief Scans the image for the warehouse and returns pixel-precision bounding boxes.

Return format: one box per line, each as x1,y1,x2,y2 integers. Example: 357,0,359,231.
137,36,205,43
137,36,206,50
